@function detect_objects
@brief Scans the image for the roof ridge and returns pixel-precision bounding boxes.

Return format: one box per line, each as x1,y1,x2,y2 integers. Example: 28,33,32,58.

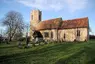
63,17,88,21
42,17,62,22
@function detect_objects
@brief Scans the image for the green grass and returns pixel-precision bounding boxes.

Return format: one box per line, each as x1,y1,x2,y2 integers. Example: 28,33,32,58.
0,40,95,64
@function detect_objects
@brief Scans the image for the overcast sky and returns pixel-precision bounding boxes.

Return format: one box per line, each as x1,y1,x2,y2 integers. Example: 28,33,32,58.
0,0,95,35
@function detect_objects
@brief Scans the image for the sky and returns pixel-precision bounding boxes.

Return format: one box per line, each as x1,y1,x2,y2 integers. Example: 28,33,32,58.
0,0,95,35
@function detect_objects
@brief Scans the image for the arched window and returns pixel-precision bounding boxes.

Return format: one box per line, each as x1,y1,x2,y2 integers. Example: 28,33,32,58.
31,15,33,20
39,11,41,21
77,30,80,36
44,32,49,37
39,14,41,21
51,32,53,38
64,33,66,39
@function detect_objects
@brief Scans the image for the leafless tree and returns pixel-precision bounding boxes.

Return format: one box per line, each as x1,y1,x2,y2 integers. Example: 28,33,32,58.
2,11,24,41
54,19,62,41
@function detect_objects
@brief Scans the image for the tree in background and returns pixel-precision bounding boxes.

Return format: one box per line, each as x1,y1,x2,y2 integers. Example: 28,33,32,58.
2,11,24,41
54,18,62,41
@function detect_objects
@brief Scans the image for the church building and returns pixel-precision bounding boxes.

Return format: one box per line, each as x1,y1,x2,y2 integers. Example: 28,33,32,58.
30,10,89,41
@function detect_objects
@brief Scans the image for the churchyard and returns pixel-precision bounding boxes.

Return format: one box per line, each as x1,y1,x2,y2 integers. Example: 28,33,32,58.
0,40,95,64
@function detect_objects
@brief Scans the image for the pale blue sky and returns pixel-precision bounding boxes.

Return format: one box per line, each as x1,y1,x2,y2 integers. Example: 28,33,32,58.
0,0,95,35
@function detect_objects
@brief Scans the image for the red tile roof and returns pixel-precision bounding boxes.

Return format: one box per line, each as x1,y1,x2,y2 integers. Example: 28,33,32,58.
60,17,89,29
35,18,62,30
35,17,89,30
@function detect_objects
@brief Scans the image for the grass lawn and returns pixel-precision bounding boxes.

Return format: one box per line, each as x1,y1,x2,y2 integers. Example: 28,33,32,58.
0,40,95,64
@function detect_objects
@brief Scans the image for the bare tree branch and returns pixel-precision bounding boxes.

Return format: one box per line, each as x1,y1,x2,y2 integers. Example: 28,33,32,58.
2,11,25,41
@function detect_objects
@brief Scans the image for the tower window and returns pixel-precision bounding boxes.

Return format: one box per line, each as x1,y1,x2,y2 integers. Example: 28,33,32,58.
39,14,41,21
39,11,41,21
31,15,33,20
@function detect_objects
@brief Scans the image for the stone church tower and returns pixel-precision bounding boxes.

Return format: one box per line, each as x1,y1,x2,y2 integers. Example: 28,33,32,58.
30,10,42,39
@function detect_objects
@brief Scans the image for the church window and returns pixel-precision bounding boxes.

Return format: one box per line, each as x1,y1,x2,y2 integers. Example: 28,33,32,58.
51,32,53,38
39,11,41,21
44,32,49,37
39,14,41,21
64,33,66,39
31,15,33,20
77,30,80,36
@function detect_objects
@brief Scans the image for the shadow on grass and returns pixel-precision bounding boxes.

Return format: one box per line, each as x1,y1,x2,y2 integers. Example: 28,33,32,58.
55,48,86,64
1,40,95,64
0,43,74,64
55,43,95,64
0,42,26,49
0,45,18,49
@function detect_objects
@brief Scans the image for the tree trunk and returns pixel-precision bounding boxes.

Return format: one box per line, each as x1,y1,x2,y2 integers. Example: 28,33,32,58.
57,28,58,41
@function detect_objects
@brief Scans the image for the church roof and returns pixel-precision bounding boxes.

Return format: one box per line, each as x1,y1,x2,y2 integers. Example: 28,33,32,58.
60,17,89,29
35,18,62,30
35,17,89,30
